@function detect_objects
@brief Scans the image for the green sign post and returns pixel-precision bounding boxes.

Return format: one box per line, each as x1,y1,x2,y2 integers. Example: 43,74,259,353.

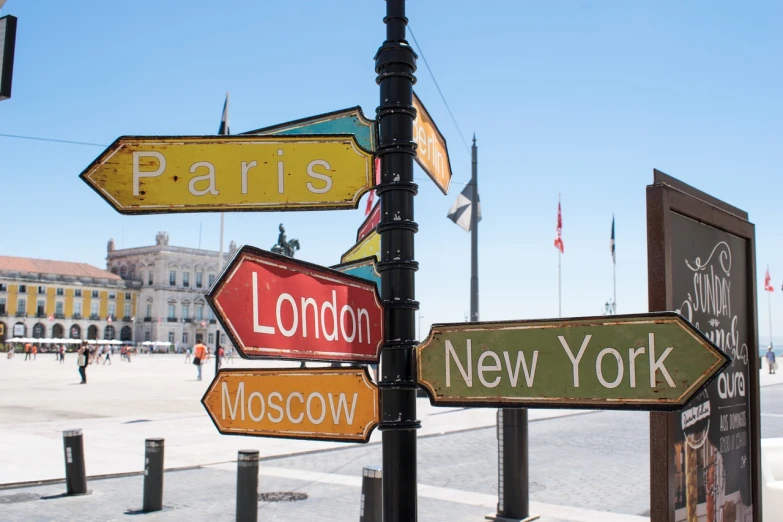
417,312,730,411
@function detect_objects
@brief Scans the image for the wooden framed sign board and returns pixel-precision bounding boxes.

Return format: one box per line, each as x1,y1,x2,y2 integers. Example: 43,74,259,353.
647,170,761,522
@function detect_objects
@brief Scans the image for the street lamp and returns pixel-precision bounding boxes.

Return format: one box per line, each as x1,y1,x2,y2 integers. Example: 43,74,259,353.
604,299,616,316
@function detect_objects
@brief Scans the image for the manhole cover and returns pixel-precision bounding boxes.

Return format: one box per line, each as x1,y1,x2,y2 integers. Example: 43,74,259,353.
258,492,308,502
0,492,40,505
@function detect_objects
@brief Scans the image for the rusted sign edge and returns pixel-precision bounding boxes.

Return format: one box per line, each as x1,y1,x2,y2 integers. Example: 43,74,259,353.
205,245,384,363
415,311,731,412
356,201,381,243
200,367,379,443
340,229,380,264
242,105,378,155
79,134,374,215
413,91,452,195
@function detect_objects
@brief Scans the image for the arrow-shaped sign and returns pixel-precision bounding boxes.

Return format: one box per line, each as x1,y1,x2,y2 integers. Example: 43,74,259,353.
207,245,384,363
332,256,381,293
356,201,380,243
80,134,373,214
416,312,730,411
245,106,377,154
202,368,379,442
341,230,380,264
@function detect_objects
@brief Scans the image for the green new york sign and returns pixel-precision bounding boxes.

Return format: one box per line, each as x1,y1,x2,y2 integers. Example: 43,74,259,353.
416,312,730,411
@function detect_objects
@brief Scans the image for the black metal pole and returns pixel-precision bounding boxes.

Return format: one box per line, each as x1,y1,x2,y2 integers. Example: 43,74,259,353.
470,135,478,322
236,449,259,522
62,429,88,495
142,438,164,512
375,1,419,521
214,330,220,378
492,410,535,521
360,466,383,522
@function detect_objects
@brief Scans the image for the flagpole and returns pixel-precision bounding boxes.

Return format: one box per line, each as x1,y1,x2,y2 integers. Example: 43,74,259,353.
470,134,478,323
613,256,617,314
558,193,562,319
769,267,774,348
769,290,773,349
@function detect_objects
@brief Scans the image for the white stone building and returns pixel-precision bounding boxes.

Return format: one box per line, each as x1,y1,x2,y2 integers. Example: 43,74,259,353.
106,232,236,350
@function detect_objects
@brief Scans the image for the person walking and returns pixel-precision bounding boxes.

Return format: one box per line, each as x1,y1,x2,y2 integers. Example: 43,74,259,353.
767,346,777,375
59,344,65,364
103,346,112,365
32,344,37,361
77,342,89,384
24,343,31,361
184,347,192,364
193,342,207,381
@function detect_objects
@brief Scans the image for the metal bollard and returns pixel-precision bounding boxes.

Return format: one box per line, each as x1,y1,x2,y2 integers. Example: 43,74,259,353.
236,450,259,522
63,429,88,495
143,438,164,512
360,466,382,522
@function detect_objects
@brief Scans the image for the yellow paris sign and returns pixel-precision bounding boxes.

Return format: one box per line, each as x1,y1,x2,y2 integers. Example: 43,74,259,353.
80,135,374,214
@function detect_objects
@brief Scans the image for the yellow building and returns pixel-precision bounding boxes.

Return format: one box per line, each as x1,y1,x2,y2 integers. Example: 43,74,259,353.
0,256,140,343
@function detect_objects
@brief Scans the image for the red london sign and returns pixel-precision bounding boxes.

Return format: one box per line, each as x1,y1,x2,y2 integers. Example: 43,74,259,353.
207,246,384,362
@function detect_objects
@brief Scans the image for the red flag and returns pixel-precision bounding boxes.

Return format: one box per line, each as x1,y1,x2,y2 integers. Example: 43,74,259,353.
765,268,774,292
554,199,564,254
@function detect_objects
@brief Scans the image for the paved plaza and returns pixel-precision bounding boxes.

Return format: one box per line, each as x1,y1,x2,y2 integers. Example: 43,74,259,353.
1,354,782,521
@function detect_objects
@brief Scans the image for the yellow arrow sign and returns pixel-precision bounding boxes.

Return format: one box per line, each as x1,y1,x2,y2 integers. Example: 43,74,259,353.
201,368,379,442
80,135,374,214
340,230,380,264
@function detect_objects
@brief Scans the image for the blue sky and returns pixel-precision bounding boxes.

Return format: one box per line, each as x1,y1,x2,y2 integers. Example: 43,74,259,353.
1,1,781,344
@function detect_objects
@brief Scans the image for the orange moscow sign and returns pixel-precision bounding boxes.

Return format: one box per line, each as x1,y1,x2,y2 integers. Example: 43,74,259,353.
201,368,379,443
412,92,452,195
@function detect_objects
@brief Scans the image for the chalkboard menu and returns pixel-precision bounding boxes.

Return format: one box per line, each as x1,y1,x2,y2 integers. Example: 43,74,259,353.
647,171,760,522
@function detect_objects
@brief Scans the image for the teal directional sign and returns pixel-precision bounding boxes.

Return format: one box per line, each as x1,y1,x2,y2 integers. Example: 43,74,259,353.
416,312,730,411
244,106,377,154
332,256,381,294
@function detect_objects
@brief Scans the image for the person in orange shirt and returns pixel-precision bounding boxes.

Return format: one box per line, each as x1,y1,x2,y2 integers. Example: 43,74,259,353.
24,343,31,361
193,342,208,381
32,345,37,361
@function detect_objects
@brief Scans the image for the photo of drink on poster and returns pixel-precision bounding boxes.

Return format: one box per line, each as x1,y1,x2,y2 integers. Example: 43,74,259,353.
670,212,753,522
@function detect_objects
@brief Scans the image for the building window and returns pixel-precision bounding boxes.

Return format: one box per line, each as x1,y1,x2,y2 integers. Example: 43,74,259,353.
168,304,176,319
183,272,190,288
109,291,116,300
90,301,99,319
119,266,127,278
169,271,176,286
145,304,152,319
196,272,203,288
0,297,6,315
18,285,27,294
104,325,115,340
55,287,64,296
125,292,131,300
37,300,45,317
207,307,214,320
124,303,132,319
208,333,214,345
168,331,175,344
74,301,82,317
108,303,116,319
16,298,26,315
144,331,151,342
182,332,188,344
55,301,64,316
148,272,153,286
0,283,6,292
182,304,190,319
196,305,203,320
92,290,99,298
74,289,82,297
38,286,46,295
208,274,215,286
